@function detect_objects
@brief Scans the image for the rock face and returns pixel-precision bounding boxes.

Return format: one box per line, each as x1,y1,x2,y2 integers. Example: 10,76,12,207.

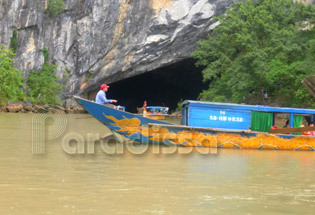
0,0,242,98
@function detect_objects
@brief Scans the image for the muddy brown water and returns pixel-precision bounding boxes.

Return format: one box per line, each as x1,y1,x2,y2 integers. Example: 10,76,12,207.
0,113,315,215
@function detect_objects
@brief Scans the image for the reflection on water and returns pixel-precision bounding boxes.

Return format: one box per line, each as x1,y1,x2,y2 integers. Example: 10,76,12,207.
0,113,315,215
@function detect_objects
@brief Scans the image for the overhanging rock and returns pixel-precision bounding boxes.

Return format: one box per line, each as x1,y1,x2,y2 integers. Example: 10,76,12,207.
0,0,242,98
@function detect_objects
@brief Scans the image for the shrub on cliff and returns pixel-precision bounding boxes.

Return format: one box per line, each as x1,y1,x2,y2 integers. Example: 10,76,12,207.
27,64,62,105
192,0,315,108
27,49,62,105
46,0,64,17
0,45,25,106
10,29,18,53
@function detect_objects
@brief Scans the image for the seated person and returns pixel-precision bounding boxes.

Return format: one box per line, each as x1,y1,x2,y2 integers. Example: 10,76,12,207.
95,84,117,108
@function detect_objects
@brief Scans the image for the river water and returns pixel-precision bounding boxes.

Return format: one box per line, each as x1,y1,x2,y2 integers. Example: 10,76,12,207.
0,113,315,215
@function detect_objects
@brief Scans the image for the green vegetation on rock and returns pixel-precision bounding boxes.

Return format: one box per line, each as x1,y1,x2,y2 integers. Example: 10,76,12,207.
192,0,315,108
0,45,25,106
46,0,64,17
0,45,63,106
27,49,63,105
41,48,49,64
62,67,70,82
10,29,18,53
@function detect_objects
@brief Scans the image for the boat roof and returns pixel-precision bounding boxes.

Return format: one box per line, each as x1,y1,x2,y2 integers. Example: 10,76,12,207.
182,100,315,115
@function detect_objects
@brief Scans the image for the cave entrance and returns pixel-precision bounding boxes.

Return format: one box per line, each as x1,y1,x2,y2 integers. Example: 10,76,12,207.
103,59,207,113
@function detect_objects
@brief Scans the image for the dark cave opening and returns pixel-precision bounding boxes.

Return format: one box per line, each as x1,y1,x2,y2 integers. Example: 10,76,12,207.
101,59,208,113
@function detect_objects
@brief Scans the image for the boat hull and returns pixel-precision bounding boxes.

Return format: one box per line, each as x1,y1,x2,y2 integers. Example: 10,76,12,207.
147,124,315,151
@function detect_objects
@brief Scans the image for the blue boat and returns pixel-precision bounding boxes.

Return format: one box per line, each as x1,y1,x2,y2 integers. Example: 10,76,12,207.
141,106,169,120
74,97,315,151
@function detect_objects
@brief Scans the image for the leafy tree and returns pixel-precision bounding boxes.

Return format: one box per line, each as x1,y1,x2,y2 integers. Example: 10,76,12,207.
192,0,315,107
46,0,64,17
27,49,63,105
0,45,25,106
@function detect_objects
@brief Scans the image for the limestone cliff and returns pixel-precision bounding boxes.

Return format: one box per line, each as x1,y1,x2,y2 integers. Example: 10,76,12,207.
0,0,241,98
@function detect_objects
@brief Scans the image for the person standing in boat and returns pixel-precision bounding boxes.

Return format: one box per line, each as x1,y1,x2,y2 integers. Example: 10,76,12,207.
95,84,117,108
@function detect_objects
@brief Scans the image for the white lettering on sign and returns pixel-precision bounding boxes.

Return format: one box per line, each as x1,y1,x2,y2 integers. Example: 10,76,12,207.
219,116,227,121
220,110,226,115
210,115,218,120
210,115,244,122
